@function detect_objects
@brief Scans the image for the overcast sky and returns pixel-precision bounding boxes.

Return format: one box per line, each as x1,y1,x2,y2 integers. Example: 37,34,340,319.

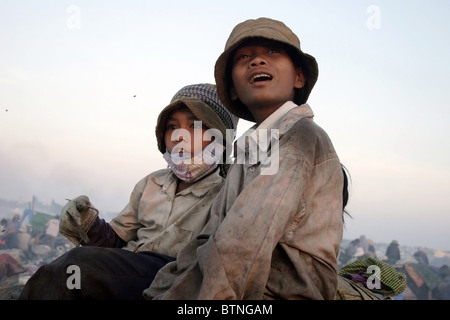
1,0,449,251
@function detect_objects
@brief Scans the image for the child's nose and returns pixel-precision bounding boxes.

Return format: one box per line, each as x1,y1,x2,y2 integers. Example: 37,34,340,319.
250,55,267,66
173,129,191,143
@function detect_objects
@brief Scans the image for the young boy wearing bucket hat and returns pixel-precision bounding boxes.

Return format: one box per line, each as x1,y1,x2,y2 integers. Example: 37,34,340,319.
144,17,346,300
18,83,238,300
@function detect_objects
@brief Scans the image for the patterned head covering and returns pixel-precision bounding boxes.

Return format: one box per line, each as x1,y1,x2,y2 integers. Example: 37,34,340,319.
155,83,239,154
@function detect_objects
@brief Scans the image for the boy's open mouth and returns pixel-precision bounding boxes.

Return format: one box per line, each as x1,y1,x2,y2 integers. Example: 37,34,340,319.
250,73,272,83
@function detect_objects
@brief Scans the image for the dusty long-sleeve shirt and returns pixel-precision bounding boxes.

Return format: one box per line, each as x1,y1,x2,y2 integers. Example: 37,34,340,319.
143,102,344,300
109,167,224,257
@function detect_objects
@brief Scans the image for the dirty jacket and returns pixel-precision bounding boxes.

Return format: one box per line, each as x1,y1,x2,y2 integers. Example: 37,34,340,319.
110,168,224,257
143,102,344,299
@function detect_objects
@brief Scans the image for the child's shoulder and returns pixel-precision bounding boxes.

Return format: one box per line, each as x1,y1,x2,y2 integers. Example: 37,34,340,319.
281,110,336,154
280,106,319,134
136,168,173,187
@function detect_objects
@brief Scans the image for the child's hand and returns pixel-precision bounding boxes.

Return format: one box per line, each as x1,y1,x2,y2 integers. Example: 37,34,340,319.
59,195,99,246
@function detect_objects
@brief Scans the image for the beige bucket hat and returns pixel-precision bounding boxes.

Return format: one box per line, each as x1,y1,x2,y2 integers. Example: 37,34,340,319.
214,17,319,122
155,83,239,154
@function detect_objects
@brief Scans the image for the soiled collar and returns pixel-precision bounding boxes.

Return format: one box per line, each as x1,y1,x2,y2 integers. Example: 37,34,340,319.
236,101,299,156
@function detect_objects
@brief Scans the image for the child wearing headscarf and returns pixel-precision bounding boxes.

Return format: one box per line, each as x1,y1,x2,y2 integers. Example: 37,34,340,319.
19,83,238,299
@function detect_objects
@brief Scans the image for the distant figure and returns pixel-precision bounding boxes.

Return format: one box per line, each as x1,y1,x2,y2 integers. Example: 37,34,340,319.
359,235,369,252
339,239,360,266
7,214,21,232
413,247,429,265
353,246,365,260
2,214,21,249
367,239,376,258
385,240,401,265
41,215,60,249
0,219,8,248
437,265,450,300
20,208,35,226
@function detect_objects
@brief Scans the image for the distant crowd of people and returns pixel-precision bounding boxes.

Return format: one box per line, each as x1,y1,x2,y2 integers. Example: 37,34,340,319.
338,236,437,268
0,210,67,260
0,210,73,288
338,236,414,267
338,235,450,300
338,235,379,266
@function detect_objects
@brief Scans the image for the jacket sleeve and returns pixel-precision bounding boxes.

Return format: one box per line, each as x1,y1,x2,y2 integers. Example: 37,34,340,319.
83,216,127,248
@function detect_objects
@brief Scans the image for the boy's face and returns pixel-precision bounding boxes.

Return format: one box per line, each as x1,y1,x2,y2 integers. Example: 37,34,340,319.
230,39,305,123
164,106,213,158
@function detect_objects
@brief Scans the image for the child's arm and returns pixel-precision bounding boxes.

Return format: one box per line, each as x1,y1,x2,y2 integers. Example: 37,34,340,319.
83,216,127,248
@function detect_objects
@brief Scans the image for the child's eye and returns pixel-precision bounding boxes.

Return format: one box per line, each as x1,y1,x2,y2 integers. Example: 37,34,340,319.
235,54,250,62
166,124,176,131
268,48,280,54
